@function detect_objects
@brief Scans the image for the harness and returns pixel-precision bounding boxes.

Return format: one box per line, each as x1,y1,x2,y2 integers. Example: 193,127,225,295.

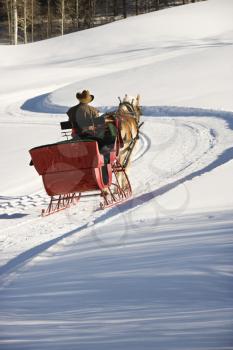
104,108,142,167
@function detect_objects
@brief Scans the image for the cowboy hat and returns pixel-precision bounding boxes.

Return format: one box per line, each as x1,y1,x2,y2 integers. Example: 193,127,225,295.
76,90,94,103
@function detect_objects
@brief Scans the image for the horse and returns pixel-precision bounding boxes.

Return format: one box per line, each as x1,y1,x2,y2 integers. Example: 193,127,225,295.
104,94,141,190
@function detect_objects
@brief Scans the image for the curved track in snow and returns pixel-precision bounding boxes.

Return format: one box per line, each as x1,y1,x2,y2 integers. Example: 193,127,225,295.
1,102,233,274
0,111,219,219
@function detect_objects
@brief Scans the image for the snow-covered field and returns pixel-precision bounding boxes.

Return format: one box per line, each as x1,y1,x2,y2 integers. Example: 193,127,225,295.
0,0,233,348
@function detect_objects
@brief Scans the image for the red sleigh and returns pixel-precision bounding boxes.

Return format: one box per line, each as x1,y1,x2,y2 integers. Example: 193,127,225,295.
29,138,132,216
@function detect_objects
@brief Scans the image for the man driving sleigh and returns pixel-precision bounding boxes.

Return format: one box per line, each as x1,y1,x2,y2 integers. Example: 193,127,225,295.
66,89,120,152
66,90,100,139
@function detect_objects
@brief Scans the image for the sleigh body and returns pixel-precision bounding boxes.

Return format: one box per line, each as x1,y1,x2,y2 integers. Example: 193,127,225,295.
29,138,131,215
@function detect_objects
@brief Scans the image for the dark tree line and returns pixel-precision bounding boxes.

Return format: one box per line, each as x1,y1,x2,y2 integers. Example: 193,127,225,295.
0,0,205,44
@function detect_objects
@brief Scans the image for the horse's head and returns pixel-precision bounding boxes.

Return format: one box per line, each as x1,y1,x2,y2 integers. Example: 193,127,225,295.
103,94,141,150
117,94,141,122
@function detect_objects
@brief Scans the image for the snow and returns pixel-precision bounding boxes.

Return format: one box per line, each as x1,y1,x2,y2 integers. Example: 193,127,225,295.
0,0,233,348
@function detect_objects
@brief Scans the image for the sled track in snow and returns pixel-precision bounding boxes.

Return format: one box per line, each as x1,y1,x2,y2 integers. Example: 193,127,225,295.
132,115,220,190
0,191,47,218
0,111,226,230
171,119,217,177
1,105,233,276
133,131,151,163
0,106,229,223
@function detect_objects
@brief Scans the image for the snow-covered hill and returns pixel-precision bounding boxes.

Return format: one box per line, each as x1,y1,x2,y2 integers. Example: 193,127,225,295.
0,0,233,349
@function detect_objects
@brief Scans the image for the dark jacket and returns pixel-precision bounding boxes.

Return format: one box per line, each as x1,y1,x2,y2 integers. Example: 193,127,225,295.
66,103,99,135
